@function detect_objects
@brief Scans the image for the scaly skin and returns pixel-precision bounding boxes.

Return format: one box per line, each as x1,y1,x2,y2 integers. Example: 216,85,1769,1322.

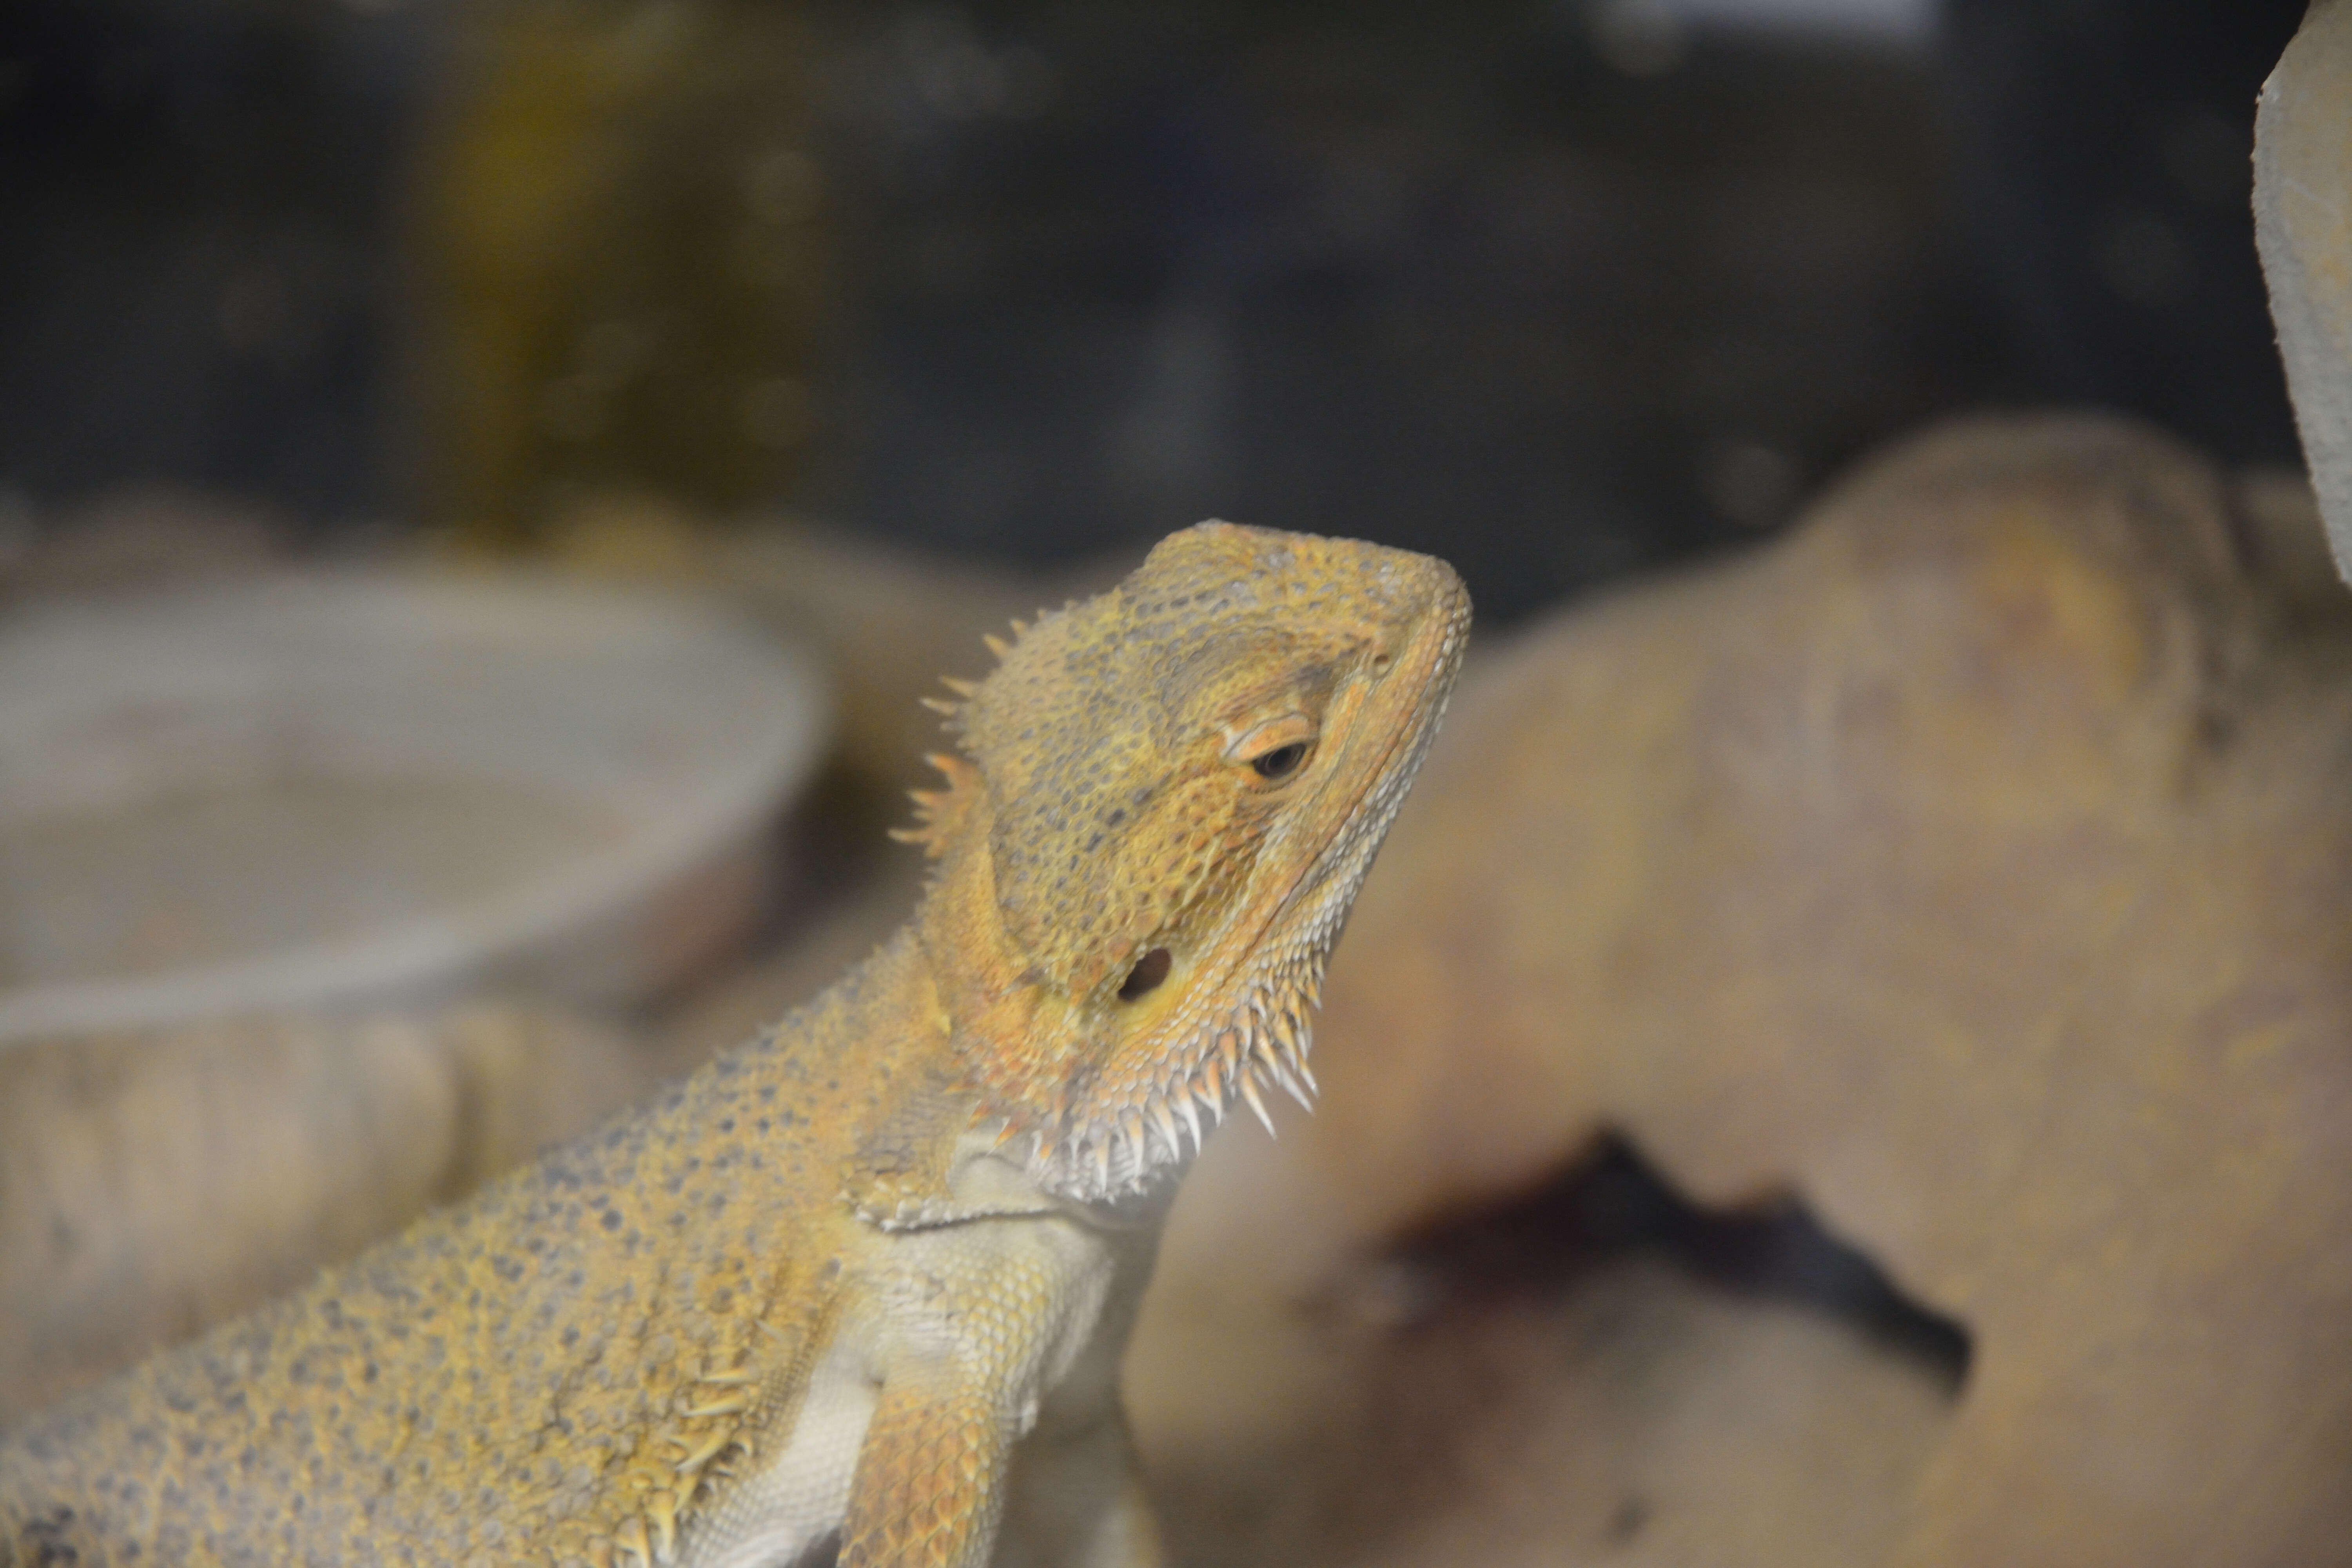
0,522,1468,1568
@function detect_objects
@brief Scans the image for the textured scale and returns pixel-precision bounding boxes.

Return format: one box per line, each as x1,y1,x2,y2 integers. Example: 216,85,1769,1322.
0,523,1468,1568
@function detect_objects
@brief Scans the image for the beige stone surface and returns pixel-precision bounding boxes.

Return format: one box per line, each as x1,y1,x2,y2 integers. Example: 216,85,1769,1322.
1137,1127,1957,1568
2258,0,2352,583
554,500,1131,793
1131,415,2352,1565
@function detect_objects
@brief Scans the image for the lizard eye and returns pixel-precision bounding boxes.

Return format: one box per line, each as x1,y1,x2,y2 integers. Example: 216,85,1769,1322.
1251,742,1309,780
1225,714,1319,785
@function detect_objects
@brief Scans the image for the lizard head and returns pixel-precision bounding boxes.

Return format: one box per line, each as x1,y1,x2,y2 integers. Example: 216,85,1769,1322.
909,521,1469,1202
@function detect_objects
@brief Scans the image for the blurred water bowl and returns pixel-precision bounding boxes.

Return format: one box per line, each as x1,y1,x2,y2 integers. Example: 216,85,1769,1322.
0,572,829,1045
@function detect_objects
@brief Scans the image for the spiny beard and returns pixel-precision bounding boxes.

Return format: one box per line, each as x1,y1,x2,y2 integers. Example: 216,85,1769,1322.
1024,824,1371,1206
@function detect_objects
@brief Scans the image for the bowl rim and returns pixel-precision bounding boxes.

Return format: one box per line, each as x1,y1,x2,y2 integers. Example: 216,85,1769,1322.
0,568,833,1045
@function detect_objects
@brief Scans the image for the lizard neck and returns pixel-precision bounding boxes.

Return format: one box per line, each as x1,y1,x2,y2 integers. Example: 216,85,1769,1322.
901,795,1321,1208
908,805,1060,1132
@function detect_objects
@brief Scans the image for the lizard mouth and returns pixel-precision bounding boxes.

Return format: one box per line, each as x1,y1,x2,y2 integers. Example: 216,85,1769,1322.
1031,580,1469,1203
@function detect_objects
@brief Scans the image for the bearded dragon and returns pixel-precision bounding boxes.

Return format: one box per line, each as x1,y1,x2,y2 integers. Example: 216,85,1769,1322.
0,523,1468,1568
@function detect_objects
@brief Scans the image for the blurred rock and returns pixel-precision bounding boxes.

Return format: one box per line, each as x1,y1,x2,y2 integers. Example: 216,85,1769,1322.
1130,414,2352,1564
2257,0,2352,583
2232,465,2346,616
552,496,1131,793
1138,1133,1962,1568
0,486,285,601
0,1004,647,1426
713,521,1133,794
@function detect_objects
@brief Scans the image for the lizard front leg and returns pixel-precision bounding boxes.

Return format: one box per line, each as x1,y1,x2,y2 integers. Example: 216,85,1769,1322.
839,1352,1018,1568
837,1360,1163,1568
833,1152,1162,1568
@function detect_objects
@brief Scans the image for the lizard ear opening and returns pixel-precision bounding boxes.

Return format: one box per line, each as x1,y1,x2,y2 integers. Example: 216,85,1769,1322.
1118,947,1173,1002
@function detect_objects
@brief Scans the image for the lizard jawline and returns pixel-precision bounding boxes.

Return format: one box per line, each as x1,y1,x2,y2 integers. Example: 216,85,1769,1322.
1021,655,1454,1207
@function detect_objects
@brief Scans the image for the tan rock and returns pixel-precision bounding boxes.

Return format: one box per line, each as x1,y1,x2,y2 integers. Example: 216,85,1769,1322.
1132,414,2352,1564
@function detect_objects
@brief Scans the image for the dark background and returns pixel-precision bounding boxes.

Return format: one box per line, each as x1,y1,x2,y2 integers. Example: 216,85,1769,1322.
0,0,2310,626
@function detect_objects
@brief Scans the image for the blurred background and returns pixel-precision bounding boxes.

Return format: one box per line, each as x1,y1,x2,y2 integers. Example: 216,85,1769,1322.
2,2,2341,1564
0,0,2305,613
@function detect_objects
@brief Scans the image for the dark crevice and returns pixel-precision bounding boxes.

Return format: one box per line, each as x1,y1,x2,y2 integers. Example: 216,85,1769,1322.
1373,1131,1973,1392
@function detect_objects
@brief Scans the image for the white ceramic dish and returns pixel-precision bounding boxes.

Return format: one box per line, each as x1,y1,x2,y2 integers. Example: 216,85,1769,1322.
0,570,829,1045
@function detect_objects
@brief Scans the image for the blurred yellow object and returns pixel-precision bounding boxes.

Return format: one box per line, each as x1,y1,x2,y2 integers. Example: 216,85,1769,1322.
404,0,833,549
546,488,715,583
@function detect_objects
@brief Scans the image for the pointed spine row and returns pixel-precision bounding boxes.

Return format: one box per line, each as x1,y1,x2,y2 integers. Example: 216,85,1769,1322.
581,1354,765,1568
1033,947,1328,1203
891,608,1069,848
888,750,984,855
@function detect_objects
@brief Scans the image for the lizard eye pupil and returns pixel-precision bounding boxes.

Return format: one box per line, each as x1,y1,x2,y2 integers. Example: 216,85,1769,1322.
1118,947,1172,1002
1251,742,1309,780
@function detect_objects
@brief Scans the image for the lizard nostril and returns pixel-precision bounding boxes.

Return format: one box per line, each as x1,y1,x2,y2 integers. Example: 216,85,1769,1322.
1118,947,1172,1002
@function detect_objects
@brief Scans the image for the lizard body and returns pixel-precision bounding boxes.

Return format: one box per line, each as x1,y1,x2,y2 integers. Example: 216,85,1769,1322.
0,523,1468,1568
